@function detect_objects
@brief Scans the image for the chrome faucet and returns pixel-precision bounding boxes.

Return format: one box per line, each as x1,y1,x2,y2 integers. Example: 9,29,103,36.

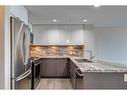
85,50,95,61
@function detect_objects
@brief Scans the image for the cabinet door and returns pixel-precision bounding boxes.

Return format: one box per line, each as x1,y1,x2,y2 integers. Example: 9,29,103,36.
70,61,73,84
70,61,77,89
41,58,57,77
47,25,60,44
33,25,48,44
56,58,69,77
71,25,84,45
59,25,72,45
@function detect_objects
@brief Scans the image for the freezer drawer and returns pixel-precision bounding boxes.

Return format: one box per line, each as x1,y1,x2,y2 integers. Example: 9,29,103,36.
12,69,31,89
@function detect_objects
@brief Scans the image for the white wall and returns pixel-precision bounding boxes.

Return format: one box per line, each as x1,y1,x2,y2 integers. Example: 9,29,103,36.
9,6,28,25
95,27,127,64
29,22,33,33
84,25,127,64
84,24,95,59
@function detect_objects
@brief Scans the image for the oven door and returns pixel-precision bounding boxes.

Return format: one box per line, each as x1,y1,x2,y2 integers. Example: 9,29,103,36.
32,61,41,89
34,62,41,83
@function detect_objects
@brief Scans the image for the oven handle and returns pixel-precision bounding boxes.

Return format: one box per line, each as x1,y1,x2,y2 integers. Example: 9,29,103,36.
75,68,84,77
34,61,41,66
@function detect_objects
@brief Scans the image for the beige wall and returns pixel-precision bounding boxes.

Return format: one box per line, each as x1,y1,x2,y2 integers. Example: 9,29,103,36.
0,6,10,89
0,6,5,89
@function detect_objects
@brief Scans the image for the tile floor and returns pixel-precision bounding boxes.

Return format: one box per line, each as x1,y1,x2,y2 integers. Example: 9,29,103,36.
36,78,73,89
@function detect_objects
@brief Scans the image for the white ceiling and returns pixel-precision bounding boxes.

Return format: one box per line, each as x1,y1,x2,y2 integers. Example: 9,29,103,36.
25,6,127,26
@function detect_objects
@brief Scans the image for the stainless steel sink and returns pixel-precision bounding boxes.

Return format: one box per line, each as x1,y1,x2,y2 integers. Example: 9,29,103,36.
75,59,92,63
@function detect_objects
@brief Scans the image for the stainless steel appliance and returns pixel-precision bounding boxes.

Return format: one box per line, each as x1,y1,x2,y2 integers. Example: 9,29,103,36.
10,17,31,89
31,58,41,89
30,33,33,44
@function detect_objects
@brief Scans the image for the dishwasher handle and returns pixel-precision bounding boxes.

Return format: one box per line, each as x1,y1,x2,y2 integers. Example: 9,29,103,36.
75,68,84,77
34,61,41,66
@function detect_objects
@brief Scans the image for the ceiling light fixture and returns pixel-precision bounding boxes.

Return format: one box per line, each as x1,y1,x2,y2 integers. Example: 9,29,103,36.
94,4,101,7
82,19,87,22
66,40,70,43
52,19,57,22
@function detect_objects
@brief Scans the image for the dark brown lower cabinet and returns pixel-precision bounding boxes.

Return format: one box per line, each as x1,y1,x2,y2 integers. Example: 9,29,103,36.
83,73,127,89
56,58,69,77
70,60,77,89
41,58,69,78
41,58,57,77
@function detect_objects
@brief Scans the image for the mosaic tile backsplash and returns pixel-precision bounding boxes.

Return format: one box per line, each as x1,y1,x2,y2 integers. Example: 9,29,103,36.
30,45,84,57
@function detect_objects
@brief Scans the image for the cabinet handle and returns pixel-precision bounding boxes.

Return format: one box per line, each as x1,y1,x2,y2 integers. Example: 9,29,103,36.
75,68,83,77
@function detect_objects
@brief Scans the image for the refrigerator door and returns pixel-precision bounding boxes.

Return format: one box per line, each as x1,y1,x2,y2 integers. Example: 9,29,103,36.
11,17,31,89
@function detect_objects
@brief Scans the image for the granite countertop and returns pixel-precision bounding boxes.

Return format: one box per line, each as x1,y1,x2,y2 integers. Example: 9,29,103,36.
31,56,127,73
30,56,69,62
41,56,69,58
70,58,127,73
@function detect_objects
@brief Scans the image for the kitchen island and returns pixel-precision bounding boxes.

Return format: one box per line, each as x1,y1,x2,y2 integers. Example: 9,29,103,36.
70,57,127,89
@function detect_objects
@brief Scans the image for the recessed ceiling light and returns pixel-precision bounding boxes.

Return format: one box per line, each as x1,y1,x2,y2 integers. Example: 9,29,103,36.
52,19,57,22
82,19,87,22
94,4,100,7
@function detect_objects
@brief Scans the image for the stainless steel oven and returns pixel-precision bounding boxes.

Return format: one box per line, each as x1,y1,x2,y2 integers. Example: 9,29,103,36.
31,59,41,89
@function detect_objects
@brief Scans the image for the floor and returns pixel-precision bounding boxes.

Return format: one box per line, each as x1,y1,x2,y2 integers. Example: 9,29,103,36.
36,78,73,89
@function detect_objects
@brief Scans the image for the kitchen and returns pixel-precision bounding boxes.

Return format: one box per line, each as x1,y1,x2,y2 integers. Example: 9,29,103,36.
0,5,127,90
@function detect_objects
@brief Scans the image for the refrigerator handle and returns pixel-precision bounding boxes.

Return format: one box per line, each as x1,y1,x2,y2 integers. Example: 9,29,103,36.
16,68,31,82
24,29,30,65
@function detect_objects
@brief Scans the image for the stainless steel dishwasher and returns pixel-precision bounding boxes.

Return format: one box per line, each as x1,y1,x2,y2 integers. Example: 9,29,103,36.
75,68,84,89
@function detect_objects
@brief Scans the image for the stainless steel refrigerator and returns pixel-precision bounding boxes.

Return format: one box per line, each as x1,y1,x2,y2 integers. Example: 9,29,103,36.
10,17,31,89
